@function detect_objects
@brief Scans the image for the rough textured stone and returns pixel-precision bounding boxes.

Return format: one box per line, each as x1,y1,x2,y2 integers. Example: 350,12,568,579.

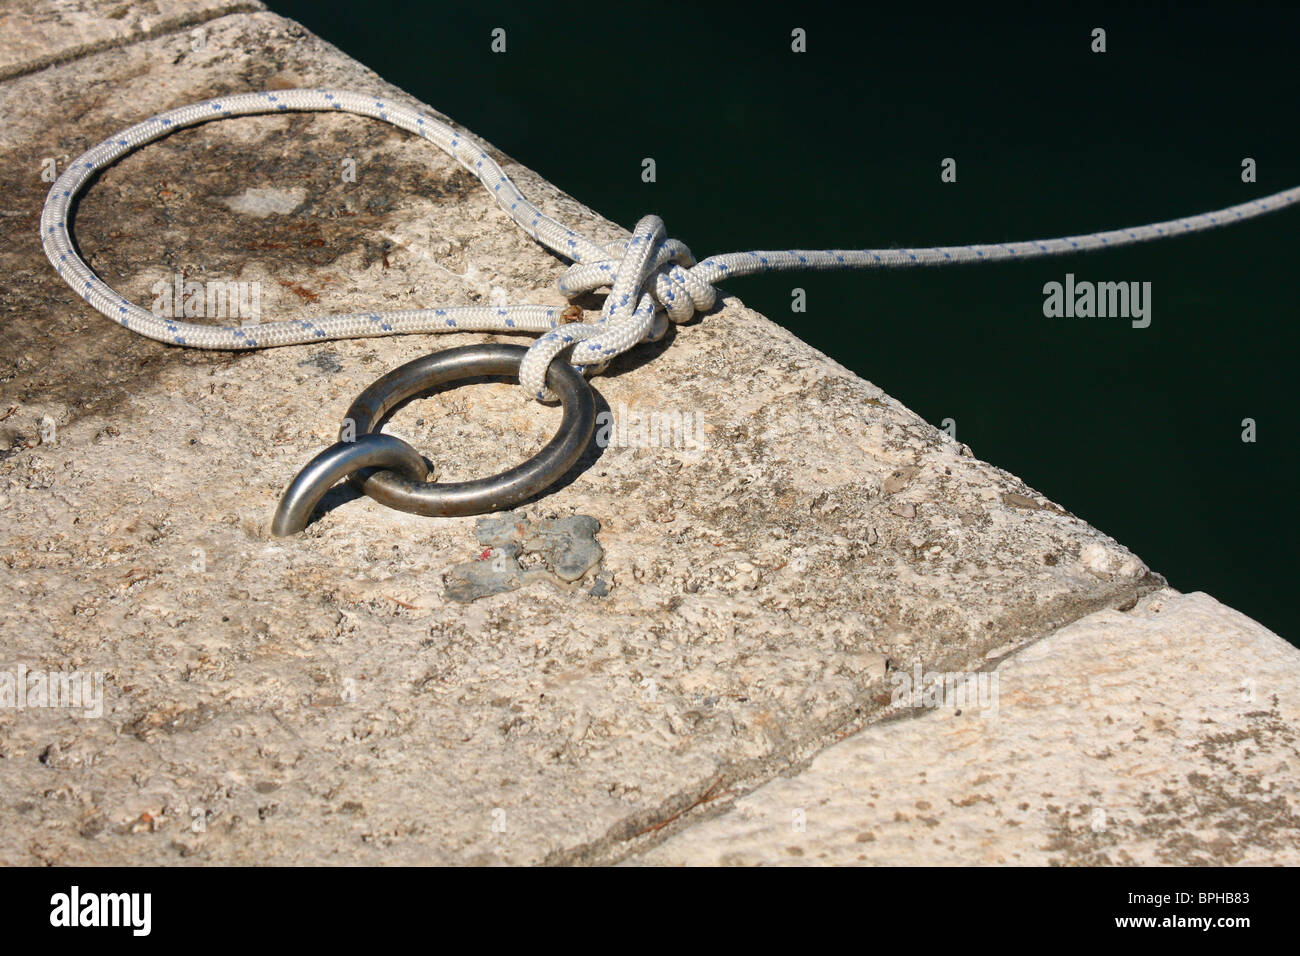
635,591,1300,866
0,0,263,80
0,7,1195,866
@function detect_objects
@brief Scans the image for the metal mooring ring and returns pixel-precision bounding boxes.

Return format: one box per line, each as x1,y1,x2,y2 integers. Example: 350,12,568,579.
271,344,595,535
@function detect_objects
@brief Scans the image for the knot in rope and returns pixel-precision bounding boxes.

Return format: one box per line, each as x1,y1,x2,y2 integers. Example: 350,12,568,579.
518,214,717,401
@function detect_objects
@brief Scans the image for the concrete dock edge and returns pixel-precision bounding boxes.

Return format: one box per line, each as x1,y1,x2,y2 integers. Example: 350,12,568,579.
0,2,1294,865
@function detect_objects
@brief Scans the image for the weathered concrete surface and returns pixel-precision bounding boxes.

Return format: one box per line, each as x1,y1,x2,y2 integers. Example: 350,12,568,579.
635,591,1300,866
0,0,263,81
0,7,1200,866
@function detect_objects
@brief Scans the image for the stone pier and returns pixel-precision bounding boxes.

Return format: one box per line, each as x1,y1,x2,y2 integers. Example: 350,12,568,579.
0,1,1295,865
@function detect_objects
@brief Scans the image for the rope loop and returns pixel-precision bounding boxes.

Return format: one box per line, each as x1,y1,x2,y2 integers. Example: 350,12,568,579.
40,88,1300,406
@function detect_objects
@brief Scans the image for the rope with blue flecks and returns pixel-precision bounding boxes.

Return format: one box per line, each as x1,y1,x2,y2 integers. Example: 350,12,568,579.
41,88,1300,402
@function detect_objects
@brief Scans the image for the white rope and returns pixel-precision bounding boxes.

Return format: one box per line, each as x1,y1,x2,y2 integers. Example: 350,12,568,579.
42,89,1300,402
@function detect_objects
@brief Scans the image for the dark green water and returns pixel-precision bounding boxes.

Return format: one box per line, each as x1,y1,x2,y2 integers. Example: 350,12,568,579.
269,2,1299,641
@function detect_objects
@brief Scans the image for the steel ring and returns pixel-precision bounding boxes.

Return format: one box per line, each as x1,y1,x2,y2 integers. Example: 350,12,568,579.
343,344,595,517
270,432,430,536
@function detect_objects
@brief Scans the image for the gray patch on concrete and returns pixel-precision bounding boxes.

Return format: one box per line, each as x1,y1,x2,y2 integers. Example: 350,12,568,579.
445,513,605,602
519,515,604,582
297,351,342,375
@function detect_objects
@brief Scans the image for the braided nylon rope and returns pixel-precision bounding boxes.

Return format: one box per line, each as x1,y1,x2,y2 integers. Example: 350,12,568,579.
42,89,1300,402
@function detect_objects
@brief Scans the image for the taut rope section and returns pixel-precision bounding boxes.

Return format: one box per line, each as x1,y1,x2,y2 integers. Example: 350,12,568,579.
41,89,1300,402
